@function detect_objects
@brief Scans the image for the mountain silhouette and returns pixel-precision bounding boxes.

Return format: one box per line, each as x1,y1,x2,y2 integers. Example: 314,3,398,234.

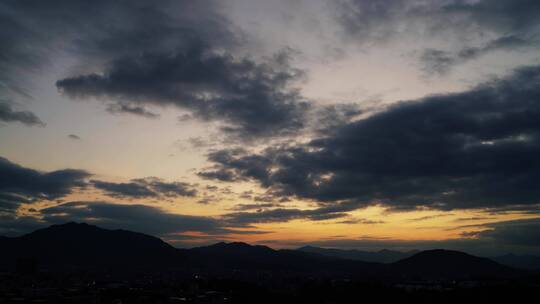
0,222,184,271
393,249,515,278
190,242,383,276
493,253,540,270
298,245,418,263
0,223,380,275
0,223,519,279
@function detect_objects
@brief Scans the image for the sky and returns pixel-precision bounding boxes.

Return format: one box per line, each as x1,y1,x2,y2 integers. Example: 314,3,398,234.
2,0,540,256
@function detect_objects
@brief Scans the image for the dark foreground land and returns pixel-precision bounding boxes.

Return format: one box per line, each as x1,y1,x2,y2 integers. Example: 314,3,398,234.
2,270,540,304
1,223,539,303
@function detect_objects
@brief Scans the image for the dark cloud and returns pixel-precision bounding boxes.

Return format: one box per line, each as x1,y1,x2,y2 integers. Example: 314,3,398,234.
175,136,218,152
0,0,235,71
0,213,45,237
334,0,540,71
310,103,363,135
469,218,540,247
253,194,278,203
0,201,272,241
198,148,273,183
421,36,533,75
106,103,159,119
336,218,385,225
408,214,455,222
187,137,215,150
238,191,254,200
0,193,31,213
443,0,540,34
197,169,238,182
333,0,413,44
57,48,310,139
231,203,283,211
0,0,238,123
0,156,90,211
223,208,327,226
419,49,458,76
0,102,44,127
487,204,540,215
453,217,493,222
201,65,540,212
335,0,540,43
223,202,358,226
138,178,197,197
4,0,307,140
91,177,196,199
39,201,223,236
197,196,217,205
91,180,154,199
67,134,81,140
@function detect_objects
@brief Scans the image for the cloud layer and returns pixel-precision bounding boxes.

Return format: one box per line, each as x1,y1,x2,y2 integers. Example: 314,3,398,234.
0,102,44,127
40,201,223,236
0,200,269,241
201,65,540,211
0,157,90,212
91,178,197,199
0,0,312,138
57,48,309,139
0,157,199,212
0,0,237,126
334,0,540,73
335,0,540,44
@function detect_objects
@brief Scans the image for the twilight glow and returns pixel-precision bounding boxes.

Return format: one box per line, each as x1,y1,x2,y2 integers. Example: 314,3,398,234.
2,0,540,256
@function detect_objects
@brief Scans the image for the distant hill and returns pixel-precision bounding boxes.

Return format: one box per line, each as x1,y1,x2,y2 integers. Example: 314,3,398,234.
298,246,418,263
0,223,380,275
393,249,516,278
0,222,185,271
190,242,383,276
0,223,519,279
493,254,540,270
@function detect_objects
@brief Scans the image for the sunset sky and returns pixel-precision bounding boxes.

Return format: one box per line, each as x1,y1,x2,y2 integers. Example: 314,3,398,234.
2,0,540,256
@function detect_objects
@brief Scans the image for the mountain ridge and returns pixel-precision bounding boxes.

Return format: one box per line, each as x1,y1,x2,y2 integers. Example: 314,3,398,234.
0,222,522,278
393,249,515,278
0,222,185,270
298,245,419,263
